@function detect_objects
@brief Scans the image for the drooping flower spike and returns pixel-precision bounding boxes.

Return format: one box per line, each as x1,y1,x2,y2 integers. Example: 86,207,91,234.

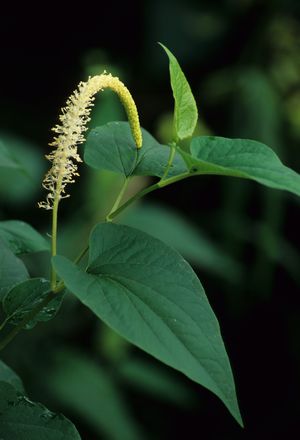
38,72,142,210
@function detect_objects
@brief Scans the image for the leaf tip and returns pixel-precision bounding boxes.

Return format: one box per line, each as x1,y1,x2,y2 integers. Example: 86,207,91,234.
158,42,172,57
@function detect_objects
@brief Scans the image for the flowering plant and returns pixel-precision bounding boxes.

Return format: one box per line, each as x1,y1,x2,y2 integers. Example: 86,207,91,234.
1,44,300,437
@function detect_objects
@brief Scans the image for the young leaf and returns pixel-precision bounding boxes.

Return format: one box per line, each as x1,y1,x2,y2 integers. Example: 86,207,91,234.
53,223,243,426
2,278,63,329
0,221,49,255
47,349,143,440
0,360,24,392
159,43,198,141
84,121,187,177
0,381,81,440
181,136,300,196
0,241,29,299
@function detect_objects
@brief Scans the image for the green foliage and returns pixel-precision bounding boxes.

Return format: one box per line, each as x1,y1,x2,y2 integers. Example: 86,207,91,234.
159,43,198,141
2,278,63,329
0,381,81,439
0,241,29,299
180,136,300,196
0,221,49,255
3,42,300,436
0,141,22,170
0,360,24,392
121,203,241,281
47,349,143,440
117,358,195,407
52,223,242,425
0,135,45,204
84,121,187,177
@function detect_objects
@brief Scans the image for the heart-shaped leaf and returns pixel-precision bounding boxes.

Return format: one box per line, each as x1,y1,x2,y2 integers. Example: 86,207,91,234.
53,223,242,426
121,203,241,281
84,121,187,177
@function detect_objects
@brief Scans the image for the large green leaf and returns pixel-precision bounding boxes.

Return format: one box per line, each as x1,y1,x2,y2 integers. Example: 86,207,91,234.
0,221,49,255
159,44,198,141
121,203,241,281
47,349,143,440
0,241,29,299
2,278,63,329
181,136,300,196
0,360,24,392
0,381,81,440
84,121,187,177
53,223,242,426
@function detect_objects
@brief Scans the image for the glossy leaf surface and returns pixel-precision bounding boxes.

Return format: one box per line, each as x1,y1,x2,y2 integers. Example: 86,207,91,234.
53,223,242,425
181,136,300,196
3,278,63,329
84,122,187,177
0,381,81,440
160,44,198,140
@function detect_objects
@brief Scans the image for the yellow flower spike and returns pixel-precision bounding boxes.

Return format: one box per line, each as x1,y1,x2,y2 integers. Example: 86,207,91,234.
38,72,142,211
38,72,142,290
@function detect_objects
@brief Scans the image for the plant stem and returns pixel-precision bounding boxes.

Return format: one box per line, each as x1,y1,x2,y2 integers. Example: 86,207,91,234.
52,220,91,294
51,197,59,290
160,143,176,181
109,172,191,220
52,177,131,293
51,172,190,294
106,177,130,222
74,245,89,265
0,291,56,352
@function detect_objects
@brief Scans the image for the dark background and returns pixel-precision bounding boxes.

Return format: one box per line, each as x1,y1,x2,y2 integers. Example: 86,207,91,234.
1,0,300,438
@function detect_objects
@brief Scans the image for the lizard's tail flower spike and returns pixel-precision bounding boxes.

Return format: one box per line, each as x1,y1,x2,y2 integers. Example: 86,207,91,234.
38,72,142,210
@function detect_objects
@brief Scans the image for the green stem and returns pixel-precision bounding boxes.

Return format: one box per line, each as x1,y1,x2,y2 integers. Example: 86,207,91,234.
51,197,59,290
56,237,89,289
74,245,89,265
53,219,92,294
106,177,130,222
109,172,191,220
51,172,190,294
0,291,56,352
160,143,176,181
53,177,131,293
52,246,89,294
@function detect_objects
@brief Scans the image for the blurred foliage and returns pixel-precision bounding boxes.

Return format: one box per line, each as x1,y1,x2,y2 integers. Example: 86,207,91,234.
1,0,300,438
0,134,45,207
